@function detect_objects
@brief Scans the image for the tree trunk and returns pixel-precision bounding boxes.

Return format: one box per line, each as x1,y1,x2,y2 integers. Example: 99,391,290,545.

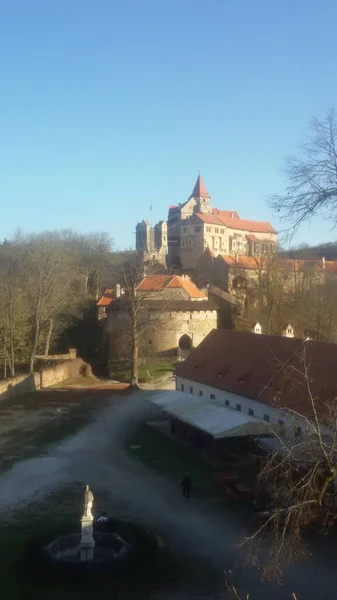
130,337,138,387
9,320,15,377
44,318,54,356
30,321,40,374
3,334,7,379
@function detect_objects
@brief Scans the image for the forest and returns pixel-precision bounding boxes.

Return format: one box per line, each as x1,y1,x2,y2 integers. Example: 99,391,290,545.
0,230,127,378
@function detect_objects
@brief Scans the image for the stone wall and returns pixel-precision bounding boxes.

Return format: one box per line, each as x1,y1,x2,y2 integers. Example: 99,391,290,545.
0,372,41,401
0,356,84,402
107,306,218,359
40,358,84,388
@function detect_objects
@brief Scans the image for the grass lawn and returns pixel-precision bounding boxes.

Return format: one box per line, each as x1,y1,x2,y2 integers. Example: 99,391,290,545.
0,388,121,475
126,422,224,503
0,484,221,600
109,358,178,383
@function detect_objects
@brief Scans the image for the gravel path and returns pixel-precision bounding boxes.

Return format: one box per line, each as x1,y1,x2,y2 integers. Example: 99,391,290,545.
0,389,336,599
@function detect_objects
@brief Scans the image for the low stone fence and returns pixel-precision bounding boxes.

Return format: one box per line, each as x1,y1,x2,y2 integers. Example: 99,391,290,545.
0,356,85,402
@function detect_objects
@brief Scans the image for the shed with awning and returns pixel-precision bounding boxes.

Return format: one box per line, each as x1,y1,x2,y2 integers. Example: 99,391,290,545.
150,390,273,439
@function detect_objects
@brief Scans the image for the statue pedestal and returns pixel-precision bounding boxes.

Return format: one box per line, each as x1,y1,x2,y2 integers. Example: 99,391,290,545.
80,515,95,562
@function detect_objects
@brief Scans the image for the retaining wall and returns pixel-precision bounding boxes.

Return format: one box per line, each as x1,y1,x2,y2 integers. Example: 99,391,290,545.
0,357,84,402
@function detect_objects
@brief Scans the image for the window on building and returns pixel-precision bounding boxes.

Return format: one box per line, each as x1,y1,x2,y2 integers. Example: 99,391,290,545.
195,226,201,232
210,394,216,400
215,228,219,233
163,236,166,241
225,399,229,407
148,340,152,345
181,384,184,391
279,419,284,426
199,390,203,397
189,387,193,394
183,227,187,233
206,227,211,232
264,414,270,422
248,408,254,416
236,403,241,411
221,229,224,234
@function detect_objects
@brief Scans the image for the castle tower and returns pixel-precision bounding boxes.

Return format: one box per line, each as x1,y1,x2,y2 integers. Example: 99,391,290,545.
189,174,212,214
136,220,151,252
135,219,167,267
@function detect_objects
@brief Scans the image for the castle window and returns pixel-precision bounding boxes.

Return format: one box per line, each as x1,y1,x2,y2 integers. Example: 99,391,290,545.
210,394,216,400
236,403,241,411
206,227,211,232
248,408,254,416
264,414,270,423
225,399,230,407
215,228,219,233
189,387,193,394
221,229,224,234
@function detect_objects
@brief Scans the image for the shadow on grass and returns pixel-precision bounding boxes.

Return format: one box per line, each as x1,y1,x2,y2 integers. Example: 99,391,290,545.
0,484,221,600
0,388,127,475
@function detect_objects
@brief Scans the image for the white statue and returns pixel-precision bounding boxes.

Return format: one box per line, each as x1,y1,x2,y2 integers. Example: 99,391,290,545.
83,484,94,518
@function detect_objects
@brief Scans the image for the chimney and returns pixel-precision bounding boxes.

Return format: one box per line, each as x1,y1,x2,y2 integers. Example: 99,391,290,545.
115,283,121,298
322,256,326,269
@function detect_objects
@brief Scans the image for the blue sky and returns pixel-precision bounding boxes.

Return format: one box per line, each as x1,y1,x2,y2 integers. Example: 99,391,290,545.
0,0,336,250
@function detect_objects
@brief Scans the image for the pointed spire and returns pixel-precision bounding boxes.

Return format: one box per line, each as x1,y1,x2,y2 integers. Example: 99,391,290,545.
190,174,210,198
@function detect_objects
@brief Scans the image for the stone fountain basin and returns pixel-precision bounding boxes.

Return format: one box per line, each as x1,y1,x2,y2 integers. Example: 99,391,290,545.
44,532,130,564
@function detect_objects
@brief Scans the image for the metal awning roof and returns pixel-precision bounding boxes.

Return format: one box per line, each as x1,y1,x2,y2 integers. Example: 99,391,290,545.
150,391,273,439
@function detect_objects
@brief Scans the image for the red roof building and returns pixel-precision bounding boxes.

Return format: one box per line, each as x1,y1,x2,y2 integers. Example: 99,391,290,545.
136,274,206,300
175,328,337,422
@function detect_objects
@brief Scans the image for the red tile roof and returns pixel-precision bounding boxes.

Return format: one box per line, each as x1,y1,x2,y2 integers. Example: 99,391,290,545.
167,276,206,298
194,213,225,225
175,329,337,416
137,275,172,291
219,255,265,269
219,216,276,234
246,234,260,243
212,208,240,219
136,275,206,298
217,255,337,273
97,296,114,307
194,213,276,234
190,174,210,198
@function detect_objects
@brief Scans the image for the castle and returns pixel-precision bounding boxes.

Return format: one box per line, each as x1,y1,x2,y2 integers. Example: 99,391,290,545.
135,175,277,270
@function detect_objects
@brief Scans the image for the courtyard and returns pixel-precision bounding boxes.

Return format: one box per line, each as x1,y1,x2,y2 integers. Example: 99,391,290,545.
0,381,336,599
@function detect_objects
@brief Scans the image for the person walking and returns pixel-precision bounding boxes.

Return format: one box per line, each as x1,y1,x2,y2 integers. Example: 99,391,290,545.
180,470,192,500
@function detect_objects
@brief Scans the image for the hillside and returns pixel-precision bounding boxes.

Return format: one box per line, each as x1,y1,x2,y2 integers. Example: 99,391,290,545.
279,241,337,261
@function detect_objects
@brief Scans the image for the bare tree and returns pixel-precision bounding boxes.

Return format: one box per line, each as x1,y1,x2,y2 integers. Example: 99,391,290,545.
271,108,337,238
0,239,30,376
108,252,174,387
21,232,82,373
240,345,337,582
